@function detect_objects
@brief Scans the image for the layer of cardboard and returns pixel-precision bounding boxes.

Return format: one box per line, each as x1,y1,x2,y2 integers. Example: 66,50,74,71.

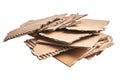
39,31,93,44
25,39,72,60
4,14,67,41
66,19,109,32
37,33,106,48
54,35,113,67
4,13,113,67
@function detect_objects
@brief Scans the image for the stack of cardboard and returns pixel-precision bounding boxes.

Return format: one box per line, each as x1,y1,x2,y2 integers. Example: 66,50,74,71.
4,13,113,67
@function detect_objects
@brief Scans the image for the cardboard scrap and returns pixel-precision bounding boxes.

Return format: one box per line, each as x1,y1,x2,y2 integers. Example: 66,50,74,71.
4,14,67,41
4,13,113,67
54,35,113,67
66,19,109,32
36,33,105,48
39,31,93,44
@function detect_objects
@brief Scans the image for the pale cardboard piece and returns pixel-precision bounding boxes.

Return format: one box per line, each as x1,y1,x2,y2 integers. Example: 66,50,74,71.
45,14,76,31
39,31,92,44
85,36,113,59
37,33,105,48
4,14,66,41
58,14,88,29
66,19,109,32
54,35,113,67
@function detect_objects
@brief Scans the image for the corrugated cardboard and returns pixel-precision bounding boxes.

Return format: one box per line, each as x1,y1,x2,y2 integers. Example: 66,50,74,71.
39,31,93,44
4,13,113,67
24,34,113,66
66,19,109,32
25,39,72,60
4,14,67,41
54,35,113,67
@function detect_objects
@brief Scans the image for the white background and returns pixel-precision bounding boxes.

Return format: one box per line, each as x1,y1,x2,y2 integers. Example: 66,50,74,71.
0,0,120,80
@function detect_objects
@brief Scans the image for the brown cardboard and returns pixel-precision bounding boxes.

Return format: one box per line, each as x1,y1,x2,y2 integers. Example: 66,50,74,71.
45,14,87,31
4,13,113,67
66,19,109,32
54,48,89,67
85,36,113,59
39,31,93,44
4,14,67,41
24,34,113,66
45,14,76,31
37,33,105,48
58,14,88,29
25,39,72,60
54,35,113,67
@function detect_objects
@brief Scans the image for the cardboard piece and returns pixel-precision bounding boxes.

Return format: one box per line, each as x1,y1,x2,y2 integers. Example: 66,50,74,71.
66,19,109,32
54,48,89,66
37,33,105,48
4,14,67,41
39,31,93,44
46,14,87,31
54,35,113,67
85,36,113,59
25,39,72,60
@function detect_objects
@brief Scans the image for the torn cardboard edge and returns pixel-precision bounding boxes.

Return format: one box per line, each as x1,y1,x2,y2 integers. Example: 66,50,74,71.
85,36,113,59
4,13,87,42
45,14,87,31
4,13,67,42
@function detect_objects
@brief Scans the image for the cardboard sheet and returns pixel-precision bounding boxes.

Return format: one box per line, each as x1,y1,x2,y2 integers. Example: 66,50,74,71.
39,31,92,44
66,19,109,32
4,14,67,41
54,35,113,67
54,48,89,66
37,33,105,48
